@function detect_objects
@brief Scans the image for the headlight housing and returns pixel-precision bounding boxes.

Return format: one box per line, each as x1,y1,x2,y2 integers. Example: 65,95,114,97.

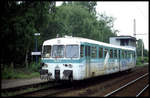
68,64,72,68
63,64,72,68
43,63,48,68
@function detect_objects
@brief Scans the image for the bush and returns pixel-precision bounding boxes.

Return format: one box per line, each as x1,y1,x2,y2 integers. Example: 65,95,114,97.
29,61,41,72
136,56,149,66
2,66,14,79
1,63,41,79
143,57,149,62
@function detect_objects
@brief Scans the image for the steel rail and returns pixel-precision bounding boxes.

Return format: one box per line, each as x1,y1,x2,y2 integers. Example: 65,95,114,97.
2,81,61,97
2,80,51,92
104,73,149,97
136,84,149,97
14,82,62,97
19,82,74,97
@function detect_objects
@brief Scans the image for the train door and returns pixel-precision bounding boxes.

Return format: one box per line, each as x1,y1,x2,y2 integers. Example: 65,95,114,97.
85,45,91,78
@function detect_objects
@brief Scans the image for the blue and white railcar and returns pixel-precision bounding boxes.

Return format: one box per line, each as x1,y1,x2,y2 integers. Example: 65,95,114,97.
40,36,136,81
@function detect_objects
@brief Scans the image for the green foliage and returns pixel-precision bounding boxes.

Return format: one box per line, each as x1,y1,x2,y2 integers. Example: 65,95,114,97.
1,1,50,65
2,63,40,79
55,4,94,37
29,61,41,72
44,3,117,42
136,39,149,57
136,56,149,66
2,66,14,79
73,1,97,15
136,39,144,56
1,1,118,77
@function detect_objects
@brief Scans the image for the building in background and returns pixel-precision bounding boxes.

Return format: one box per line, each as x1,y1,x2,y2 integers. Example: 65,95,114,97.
109,36,136,49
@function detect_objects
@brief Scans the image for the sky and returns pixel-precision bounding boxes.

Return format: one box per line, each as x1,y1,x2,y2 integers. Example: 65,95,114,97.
56,1,149,50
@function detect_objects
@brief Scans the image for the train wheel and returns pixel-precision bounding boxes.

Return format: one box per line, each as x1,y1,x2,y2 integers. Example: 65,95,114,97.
126,69,132,73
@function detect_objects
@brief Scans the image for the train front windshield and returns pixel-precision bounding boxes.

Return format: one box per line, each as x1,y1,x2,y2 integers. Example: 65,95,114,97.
52,45,65,58
66,45,79,58
42,45,51,58
52,45,79,58
42,45,79,58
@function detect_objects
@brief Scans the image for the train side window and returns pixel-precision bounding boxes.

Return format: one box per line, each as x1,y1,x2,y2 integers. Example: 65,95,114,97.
127,51,129,58
131,52,133,58
114,49,117,58
133,52,135,58
127,51,130,58
99,47,103,58
42,45,51,58
104,48,108,58
85,46,88,57
130,52,132,59
88,46,91,57
91,46,97,58
119,50,120,58
85,46,91,57
133,52,134,58
122,50,124,59
110,49,113,58
80,45,84,58
124,51,127,58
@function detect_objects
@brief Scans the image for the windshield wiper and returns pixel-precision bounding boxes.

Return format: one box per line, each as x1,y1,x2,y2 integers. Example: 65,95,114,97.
72,53,77,58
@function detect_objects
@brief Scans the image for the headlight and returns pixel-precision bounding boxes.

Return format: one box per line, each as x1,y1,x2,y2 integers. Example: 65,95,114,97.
63,64,72,68
43,63,48,68
45,53,50,58
68,64,72,68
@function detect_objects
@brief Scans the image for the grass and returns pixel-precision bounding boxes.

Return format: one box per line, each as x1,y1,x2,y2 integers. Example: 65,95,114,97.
136,56,149,66
2,67,40,79
1,62,41,79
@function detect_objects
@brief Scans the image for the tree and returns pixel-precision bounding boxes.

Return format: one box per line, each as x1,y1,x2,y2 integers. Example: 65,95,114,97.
43,4,117,42
0,1,118,68
136,39,144,57
69,1,97,15
143,49,149,57
54,4,97,38
95,13,117,42
0,1,51,67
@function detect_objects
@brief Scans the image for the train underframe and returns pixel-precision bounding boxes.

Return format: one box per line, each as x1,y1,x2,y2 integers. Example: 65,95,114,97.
39,69,73,81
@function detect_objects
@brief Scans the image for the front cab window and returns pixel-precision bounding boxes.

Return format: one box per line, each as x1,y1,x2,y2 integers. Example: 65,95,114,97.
42,45,51,58
66,45,79,58
52,45,64,58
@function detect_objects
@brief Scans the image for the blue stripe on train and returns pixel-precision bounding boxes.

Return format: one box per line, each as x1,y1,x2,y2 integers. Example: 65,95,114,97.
42,58,85,63
41,58,131,64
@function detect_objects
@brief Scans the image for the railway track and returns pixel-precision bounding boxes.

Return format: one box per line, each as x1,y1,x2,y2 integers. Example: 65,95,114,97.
1,80,60,97
53,65,148,96
104,73,149,97
14,71,131,97
136,84,149,97
22,66,148,97
20,83,73,97
2,65,148,97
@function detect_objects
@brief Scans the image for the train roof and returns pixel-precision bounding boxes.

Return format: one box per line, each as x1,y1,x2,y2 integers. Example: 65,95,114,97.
43,36,136,51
